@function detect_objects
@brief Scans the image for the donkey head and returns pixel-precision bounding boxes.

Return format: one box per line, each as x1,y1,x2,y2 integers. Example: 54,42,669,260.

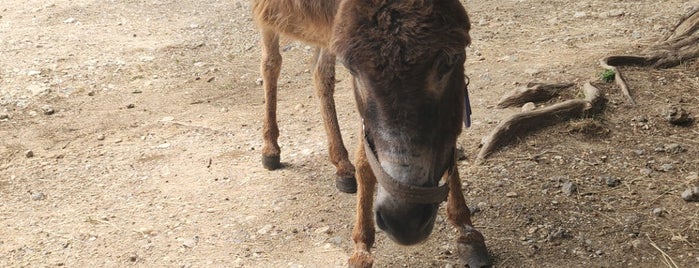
333,0,471,245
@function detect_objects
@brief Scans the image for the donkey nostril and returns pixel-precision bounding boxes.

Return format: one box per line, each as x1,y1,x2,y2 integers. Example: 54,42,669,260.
375,210,388,231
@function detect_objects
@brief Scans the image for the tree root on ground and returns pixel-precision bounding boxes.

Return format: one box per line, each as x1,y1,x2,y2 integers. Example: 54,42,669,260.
497,82,574,109
476,8,698,163
477,83,604,163
600,7,698,106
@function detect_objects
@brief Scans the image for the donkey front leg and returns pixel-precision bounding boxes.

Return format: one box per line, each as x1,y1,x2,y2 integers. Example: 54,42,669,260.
313,48,357,193
446,169,492,268
259,29,283,170
348,138,376,268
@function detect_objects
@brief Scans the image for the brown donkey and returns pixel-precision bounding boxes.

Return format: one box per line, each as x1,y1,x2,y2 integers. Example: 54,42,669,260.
252,0,491,267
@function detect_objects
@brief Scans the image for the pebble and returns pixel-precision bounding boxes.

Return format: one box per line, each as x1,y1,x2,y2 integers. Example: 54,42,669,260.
660,163,674,172
573,12,587,18
31,192,46,201
524,68,541,75
681,187,699,202
157,143,171,149
603,176,621,187
665,105,693,125
314,226,331,234
255,78,264,86
63,17,76,24
0,113,8,120
126,104,136,109
181,236,199,248
469,203,481,215
562,182,577,196
664,143,686,154
640,168,653,176
521,102,536,112
652,208,665,217
25,150,35,158
505,192,518,198
41,105,55,115
327,236,343,246
257,224,273,234
97,134,105,141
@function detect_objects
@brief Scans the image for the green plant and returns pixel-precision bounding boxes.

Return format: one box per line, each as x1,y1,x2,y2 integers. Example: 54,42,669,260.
600,69,615,83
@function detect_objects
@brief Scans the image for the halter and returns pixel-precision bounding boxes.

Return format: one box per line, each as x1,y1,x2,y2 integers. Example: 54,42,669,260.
363,126,453,204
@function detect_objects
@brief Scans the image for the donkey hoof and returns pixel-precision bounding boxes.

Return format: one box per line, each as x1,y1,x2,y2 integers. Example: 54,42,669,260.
457,230,492,268
335,175,357,193
348,251,373,268
262,155,281,170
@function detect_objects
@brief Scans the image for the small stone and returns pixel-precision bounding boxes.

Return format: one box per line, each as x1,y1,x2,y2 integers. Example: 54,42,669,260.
96,134,105,141
524,68,541,75
505,192,518,198
257,224,273,234
255,78,264,86
632,115,648,123
0,113,8,120
573,12,587,18
157,143,171,149
126,104,136,109
681,187,699,202
660,163,674,172
31,192,46,201
562,182,577,196
640,168,653,176
595,249,604,255
652,208,665,217
63,17,76,24
665,105,693,125
608,9,625,17
604,176,621,187
128,254,138,262
521,102,536,112
25,150,35,158
664,143,686,154
132,89,142,94
41,105,55,115
314,226,331,234
469,204,481,215
328,236,343,246
182,236,199,248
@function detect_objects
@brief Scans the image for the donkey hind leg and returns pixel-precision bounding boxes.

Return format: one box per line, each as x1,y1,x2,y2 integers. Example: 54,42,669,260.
446,169,492,267
313,48,357,193
260,29,283,170
348,138,375,268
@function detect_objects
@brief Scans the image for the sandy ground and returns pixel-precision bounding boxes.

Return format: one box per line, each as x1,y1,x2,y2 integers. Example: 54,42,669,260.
1,0,698,267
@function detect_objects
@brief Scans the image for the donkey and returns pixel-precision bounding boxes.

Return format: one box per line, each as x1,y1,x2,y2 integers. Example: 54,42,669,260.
252,0,491,267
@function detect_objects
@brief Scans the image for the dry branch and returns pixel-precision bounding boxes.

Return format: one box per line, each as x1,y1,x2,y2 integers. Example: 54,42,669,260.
497,82,575,108
476,83,603,163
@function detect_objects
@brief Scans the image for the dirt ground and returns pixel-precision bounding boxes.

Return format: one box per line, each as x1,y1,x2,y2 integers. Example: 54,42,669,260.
1,0,698,267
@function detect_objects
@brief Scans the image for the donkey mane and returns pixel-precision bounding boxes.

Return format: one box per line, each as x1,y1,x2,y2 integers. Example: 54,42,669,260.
333,0,471,81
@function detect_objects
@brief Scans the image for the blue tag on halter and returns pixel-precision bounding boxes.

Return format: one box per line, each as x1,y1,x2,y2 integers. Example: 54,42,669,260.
464,77,472,128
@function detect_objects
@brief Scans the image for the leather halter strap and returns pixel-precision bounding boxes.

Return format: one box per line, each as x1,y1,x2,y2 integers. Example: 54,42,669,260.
363,132,451,204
